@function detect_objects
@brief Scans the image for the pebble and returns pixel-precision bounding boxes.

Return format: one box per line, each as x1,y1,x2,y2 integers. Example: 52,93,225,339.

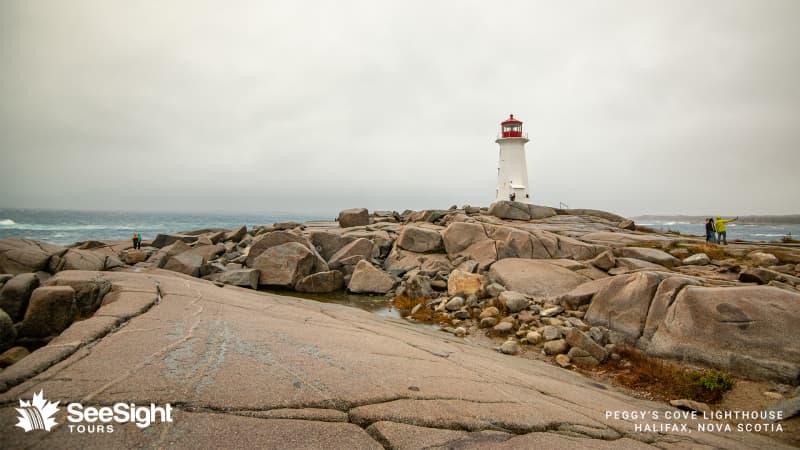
500,340,521,355
525,331,543,345
555,354,571,367
445,296,465,311
540,306,564,317
493,322,514,334
479,317,498,328
454,327,467,337
542,325,562,341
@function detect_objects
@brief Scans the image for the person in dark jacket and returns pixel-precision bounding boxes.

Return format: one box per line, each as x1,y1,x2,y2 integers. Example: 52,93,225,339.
705,218,716,243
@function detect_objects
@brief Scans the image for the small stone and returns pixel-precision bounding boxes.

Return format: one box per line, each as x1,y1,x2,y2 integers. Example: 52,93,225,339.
453,310,470,320
410,303,423,315
493,321,514,334
763,391,784,400
479,317,497,328
485,282,506,297
683,253,711,266
542,325,562,341
498,291,529,313
454,327,466,337
479,306,500,319
567,347,600,366
543,339,569,355
445,296,464,311
524,331,543,345
540,306,564,317
555,354,571,367
500,340,521,355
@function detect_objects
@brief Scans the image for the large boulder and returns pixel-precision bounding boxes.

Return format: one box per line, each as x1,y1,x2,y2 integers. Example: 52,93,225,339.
48,249,106,273
396,226,443,253
246,231,313,267
252,242,317,287
618,247,681,268
591,250,616,271
441,223,497,269
147,240,191,268
225,225,248,243
338,208,370,228
18,286,77,338
0,238,66,274
295,271,345,293
488,259,590,297
647,286,800,383
488,201,557,220
0,273,40,321
328,238,374,269
491,227,534,259
348,260,395,294
447,270,485,297
150,234,199,248
383,248,423,276
309,231,356,261
555,277,616,310
584,272,668,343
46,272,112,318
163,253,204,277
183,243,226,261
208,269,260,290
639,276,701,345
0,309,15,353
748,252,780,267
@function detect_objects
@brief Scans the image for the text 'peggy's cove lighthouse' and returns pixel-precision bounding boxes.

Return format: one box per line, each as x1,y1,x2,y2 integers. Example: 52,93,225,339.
495,114,531,204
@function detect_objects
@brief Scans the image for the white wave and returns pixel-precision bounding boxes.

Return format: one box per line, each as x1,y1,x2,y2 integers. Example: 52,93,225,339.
0,219,16,225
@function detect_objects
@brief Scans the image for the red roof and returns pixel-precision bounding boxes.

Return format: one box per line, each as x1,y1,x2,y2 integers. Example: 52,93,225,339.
501,114,522,125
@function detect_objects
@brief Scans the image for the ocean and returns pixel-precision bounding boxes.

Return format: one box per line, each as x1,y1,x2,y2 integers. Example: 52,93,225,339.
0,208,326,246
635,219,800,243
2,209,798,247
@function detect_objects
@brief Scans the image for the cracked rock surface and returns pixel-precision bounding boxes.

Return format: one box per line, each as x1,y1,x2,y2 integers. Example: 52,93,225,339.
0,269,790,449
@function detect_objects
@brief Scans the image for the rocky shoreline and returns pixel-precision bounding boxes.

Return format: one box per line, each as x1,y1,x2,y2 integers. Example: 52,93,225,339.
1,201,799,447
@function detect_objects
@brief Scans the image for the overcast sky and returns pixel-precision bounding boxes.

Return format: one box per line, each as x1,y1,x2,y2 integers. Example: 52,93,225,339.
1,1,798,217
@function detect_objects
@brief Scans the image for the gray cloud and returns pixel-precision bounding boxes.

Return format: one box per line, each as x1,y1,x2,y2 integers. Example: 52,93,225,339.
1,0,798,217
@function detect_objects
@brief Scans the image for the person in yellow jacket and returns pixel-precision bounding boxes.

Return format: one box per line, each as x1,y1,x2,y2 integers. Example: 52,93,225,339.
715,216,738,245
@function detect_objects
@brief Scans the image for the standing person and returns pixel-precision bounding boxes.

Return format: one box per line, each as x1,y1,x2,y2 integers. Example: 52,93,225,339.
132,232,139,250
136,232,143,249
705,218,716,244
715,216,738,245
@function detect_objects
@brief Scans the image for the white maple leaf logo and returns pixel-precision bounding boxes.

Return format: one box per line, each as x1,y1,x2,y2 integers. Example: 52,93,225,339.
15,390,60,432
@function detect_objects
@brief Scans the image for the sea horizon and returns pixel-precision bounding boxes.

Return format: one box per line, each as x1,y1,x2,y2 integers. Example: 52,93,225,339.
2,206,799,246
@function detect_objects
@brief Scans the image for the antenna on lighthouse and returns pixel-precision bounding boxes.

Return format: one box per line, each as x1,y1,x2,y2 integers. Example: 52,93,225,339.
495,114,531,203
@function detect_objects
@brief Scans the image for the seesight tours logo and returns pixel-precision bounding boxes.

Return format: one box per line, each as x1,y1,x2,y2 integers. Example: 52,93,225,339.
15,390,59,432
14,390,173,434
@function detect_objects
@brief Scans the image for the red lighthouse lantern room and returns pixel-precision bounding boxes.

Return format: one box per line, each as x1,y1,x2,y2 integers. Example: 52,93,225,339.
500,114,523,138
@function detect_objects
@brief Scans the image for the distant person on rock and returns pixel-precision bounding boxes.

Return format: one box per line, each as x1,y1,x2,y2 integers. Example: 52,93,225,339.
137,232,143,249
705,218,716,243
715,216,738,245
132,233,139,250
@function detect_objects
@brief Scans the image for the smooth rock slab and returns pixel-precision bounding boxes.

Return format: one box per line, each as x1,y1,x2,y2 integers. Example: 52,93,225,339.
489,259,590,297
648,285,800,383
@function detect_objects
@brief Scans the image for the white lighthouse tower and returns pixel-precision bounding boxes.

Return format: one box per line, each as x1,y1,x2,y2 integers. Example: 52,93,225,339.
495,114,531,203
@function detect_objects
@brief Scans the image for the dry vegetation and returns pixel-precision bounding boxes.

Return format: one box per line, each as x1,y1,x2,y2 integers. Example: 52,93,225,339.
579,346,736,404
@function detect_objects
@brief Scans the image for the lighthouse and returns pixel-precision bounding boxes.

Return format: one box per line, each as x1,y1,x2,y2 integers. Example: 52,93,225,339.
495,114,531,203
